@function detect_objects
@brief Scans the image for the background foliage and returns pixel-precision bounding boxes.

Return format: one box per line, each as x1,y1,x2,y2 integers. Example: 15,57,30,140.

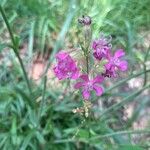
0,0,150,149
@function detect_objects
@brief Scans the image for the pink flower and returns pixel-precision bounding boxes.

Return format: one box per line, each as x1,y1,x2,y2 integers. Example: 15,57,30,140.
92,34,112,60
102,49,128,77
53,51,79,80
74,74,104,100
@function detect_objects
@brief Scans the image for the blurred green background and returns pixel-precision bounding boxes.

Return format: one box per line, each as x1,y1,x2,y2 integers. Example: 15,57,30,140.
0,0,150,149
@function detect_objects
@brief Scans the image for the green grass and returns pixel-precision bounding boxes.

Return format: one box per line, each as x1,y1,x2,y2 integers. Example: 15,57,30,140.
0,0,150,149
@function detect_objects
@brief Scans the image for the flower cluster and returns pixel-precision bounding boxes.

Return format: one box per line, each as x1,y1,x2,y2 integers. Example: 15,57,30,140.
92,33,112,60
92,34,128,78
53,51,79,80
53,17,128,101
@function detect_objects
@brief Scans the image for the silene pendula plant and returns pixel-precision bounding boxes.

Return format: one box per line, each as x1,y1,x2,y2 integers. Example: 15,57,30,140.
53,15,128,118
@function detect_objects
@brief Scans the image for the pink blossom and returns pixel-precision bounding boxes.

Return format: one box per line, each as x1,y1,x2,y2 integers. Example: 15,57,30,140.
53,51,79,80
74,74,104,100
102,49,128,77
92,34,112,60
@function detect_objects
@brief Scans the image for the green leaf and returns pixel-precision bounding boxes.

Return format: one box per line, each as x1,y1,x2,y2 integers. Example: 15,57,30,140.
135,51,144,62
77,129,89,139
119,145,143,150
20,130,35,150
0,43,7,53
35,131,46,145
11,116,17,145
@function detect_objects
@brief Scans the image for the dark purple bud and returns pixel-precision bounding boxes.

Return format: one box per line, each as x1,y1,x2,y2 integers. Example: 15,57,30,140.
78,15,92,26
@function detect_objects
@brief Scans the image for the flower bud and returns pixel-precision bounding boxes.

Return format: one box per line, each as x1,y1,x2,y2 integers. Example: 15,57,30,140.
78,15,92,52
78,15,92,26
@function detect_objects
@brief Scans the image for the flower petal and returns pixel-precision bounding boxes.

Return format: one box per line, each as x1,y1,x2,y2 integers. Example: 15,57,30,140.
74,82,84,89
92,41,97,49
114,49,125,58
105,62,112,70
53,66,63,80
93,52,102,60
71,69,79,79
118,60,128,71
54,51,79,80
80,74,89,82
92,75,104,84
56,51,69,60
93,85,103,96
82,90,90,100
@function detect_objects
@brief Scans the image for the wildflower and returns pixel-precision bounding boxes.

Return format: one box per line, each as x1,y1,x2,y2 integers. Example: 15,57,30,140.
92,33,112,60
53,51,79,80
102,49,128,77
74,74,104,100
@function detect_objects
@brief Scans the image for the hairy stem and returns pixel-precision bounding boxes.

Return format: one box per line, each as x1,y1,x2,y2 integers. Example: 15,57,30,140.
86,54,89,74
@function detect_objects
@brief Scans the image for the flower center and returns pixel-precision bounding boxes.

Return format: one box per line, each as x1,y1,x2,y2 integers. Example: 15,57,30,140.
66,72,72,78
86,81,93,91
113,58,120,65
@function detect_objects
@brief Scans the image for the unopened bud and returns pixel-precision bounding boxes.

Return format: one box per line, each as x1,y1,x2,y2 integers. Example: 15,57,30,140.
78,15,92,26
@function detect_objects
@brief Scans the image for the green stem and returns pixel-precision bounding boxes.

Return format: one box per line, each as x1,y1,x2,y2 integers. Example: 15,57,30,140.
86,54,89,74
101,84,150,117
38,76,47,120
90,129,150,140
0,5,32,94
143,62,147,86
143,47,150,86
84,31,90,145
104,69,150,95
54,129,150,143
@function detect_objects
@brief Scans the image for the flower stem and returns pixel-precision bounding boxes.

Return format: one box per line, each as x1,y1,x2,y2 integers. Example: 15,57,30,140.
38,76,47,121
0,5,32,94
86,54,89,74
143,47,150,86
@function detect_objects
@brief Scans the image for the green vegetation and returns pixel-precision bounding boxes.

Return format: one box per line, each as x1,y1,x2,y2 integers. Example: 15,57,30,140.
0,0,150,149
